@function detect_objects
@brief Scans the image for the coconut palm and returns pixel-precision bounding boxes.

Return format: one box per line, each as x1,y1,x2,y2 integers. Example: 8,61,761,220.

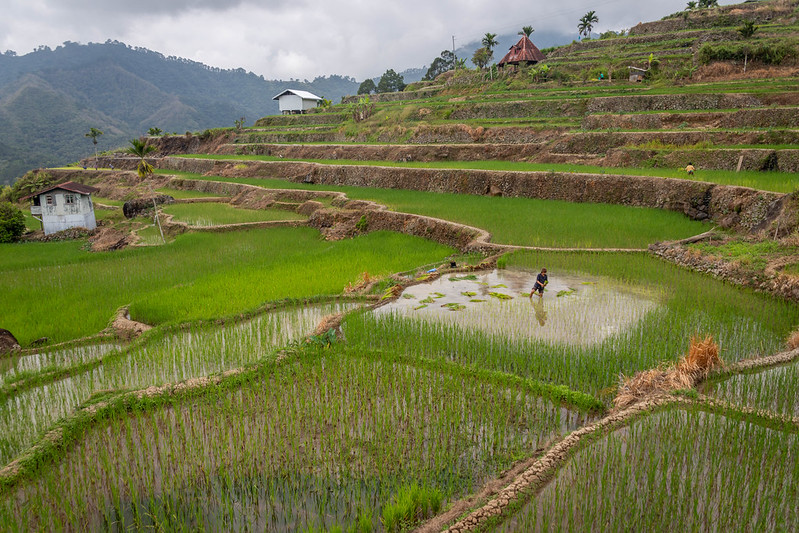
519,26,534,38
579,11,599,39
84,127,103,166
126,138,157,179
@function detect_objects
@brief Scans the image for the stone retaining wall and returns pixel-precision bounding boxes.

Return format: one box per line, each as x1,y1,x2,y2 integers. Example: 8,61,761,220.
582,107,799,130
649,242,799,302
152,158,788,233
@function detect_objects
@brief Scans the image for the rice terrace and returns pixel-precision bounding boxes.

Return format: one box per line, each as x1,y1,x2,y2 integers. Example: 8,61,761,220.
2,0,799,531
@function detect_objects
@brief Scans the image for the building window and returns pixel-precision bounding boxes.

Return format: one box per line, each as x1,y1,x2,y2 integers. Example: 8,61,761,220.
65,194,76,205
45,195,54,205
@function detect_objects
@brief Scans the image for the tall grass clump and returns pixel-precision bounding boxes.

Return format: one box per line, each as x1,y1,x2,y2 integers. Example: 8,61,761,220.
381,483,443,532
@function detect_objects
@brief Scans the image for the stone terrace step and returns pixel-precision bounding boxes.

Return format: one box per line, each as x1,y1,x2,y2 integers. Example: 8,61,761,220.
582,107,799,130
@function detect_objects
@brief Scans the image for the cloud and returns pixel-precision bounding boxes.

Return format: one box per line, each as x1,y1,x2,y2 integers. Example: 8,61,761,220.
0,0,735,80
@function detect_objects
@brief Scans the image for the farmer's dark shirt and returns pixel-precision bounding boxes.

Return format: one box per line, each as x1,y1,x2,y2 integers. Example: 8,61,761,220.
535,273,548,287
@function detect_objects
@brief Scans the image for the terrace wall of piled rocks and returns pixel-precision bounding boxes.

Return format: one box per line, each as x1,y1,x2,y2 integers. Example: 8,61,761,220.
145,157,789,233
649,242,799,302
582,107,799,130
628,0,798,35
605,147,799,172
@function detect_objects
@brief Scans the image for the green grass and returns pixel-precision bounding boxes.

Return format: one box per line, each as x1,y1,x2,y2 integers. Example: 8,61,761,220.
156,170,709,248
162,203,306,226
22,212,40,232
174,155,799,193
0,228,453,345
691,239,791,270
154,187,229,199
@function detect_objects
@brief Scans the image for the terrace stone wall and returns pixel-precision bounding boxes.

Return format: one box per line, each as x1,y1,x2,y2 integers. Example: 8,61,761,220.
582,107,799,130
649,242,799,303
150,158,790,234
605,148,799,173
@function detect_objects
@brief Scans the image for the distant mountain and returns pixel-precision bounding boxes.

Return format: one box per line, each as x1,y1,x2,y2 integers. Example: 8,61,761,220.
0,41,359,186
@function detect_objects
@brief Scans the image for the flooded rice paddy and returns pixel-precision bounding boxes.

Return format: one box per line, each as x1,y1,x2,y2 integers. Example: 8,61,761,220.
0,343,121,387
376,269,660,346
0,302,360,466
703,361,799,418
1,354,589,531
496,408,798,532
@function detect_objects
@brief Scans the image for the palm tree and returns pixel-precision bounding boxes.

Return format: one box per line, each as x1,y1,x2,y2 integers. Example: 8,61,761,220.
85,128,103,166
126,138,157,179
481,32,499,54
579,11,599,39
519,26,534,38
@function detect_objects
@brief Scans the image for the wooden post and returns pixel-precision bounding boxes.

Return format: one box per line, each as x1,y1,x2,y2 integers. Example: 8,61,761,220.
736,155,744,173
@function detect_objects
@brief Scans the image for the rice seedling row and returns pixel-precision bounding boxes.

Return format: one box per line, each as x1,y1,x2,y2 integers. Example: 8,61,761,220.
0,303,359,466
495,407,798,532
0,347,579,531
704,361,799,419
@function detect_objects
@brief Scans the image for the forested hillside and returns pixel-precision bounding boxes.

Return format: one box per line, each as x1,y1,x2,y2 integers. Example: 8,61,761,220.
0,41,359,185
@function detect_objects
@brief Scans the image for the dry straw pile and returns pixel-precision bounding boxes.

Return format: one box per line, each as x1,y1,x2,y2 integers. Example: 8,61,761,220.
614,335,722,409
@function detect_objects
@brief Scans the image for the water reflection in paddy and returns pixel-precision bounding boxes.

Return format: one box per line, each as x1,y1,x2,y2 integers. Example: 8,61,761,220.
376,269,661,346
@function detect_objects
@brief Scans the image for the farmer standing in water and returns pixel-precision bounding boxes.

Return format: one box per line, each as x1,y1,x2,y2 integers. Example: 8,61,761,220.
530,268,548,299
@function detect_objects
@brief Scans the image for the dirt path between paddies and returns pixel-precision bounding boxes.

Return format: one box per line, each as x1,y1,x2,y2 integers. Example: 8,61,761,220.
420,346,799,533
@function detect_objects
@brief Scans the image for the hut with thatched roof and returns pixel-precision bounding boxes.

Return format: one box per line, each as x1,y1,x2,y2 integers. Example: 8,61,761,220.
498,35,546,69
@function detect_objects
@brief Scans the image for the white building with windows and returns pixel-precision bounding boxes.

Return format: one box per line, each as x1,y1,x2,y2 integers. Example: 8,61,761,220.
23,181,99,235
272,89,323,114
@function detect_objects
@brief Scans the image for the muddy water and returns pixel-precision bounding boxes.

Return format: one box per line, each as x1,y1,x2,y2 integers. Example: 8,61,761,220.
0,343,121,387
0,302,362,468
701,361,799,418
375,270,660,346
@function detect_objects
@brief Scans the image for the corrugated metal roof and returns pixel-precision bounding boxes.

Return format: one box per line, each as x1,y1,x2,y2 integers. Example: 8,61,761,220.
272,89,323,101
21,181,100,201
498,35,546,67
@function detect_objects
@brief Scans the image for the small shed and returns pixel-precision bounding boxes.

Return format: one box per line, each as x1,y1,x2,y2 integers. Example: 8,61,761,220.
498,35,546,69
272,89,323,114
628,66,648,82
22,181,99,235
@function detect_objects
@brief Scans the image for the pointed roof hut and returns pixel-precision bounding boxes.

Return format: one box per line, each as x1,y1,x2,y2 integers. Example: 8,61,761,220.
498,35,546,68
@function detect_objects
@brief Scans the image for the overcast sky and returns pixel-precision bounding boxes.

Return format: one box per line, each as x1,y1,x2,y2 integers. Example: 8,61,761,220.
1,0,734,81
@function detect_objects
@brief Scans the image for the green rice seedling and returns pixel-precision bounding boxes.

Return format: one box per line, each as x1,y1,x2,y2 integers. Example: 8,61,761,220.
0,342,120,388
0,348,576,530
0,302,359,466
496,407,798,531
162,203,306,226
351,256,797,403
0,228,452,344
705,362,799,418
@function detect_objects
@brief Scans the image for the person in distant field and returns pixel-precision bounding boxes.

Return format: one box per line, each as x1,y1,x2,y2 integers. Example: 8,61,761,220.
530,268,548,299
686,162,695,175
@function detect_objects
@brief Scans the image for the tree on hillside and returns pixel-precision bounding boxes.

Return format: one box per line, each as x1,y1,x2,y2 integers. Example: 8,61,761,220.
377,69,406,93
357,78,376,95
686,1,697,9
126,138,157,179
0,202,26,243
147,127,163,136
423,50,456,81
519,26,535,37
472,47,492,70
84,127,103,167
698,0,718,7
738,20,759,72
578,11,599,39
